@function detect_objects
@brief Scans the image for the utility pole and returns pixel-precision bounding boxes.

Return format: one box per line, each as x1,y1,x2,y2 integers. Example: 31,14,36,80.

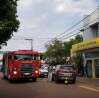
25,38,33,50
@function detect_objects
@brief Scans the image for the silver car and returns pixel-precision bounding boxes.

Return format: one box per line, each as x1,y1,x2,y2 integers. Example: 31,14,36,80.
39,66,48,77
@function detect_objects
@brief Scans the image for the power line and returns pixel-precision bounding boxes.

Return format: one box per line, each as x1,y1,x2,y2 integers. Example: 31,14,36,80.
4,7,99,51
11,37,55,40
58,17,99,40
56,7,99,38
44,7,99,44
7,7,99,49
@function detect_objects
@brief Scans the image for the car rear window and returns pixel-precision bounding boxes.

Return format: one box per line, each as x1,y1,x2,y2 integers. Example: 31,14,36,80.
60,66,74,70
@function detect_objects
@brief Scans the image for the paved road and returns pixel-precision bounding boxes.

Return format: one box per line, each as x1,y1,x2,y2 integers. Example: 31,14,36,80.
0,76,99,98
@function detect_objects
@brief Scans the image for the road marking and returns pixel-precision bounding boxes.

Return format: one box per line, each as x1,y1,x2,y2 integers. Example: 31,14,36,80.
78,85,99,93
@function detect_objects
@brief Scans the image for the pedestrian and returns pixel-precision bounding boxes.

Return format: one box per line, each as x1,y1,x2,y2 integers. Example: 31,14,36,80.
48,66,52,82
84,66,88,77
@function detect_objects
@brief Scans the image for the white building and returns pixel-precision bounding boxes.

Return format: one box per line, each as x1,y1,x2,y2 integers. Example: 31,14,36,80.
71,8,99,78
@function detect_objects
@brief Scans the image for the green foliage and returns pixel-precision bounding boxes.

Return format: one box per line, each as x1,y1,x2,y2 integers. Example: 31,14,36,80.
73,53,84,74
71,35,83,73
45,39,65,65
44,35,83,65
0,0,19,48
64,42,71,56
64,35,83,56
73,53,83,66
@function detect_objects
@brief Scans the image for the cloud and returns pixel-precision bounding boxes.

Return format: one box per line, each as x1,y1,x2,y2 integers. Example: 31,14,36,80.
18,0,33,8
1,0,98,52
54,0,97,15
18,0,98,18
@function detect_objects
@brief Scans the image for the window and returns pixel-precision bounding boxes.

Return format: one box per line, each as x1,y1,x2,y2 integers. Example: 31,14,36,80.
8,55,12,60
33,55,41,60
14,54,33,60
34,55,37,60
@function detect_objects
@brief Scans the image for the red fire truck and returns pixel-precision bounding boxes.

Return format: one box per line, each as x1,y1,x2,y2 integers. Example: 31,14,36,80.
2,50,42,82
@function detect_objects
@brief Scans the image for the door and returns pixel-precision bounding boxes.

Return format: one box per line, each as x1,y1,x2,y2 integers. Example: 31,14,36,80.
95,59,99,78
86,60,92,77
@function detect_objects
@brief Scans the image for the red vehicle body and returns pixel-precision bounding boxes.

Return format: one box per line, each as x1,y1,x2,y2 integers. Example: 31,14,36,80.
2,50,42,82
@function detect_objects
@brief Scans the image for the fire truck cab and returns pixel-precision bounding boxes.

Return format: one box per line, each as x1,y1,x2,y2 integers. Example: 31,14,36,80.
2,50,41,82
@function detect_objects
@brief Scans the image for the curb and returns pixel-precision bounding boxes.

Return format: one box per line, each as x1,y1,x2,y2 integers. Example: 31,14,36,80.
77,79,89,84
77,78,99,86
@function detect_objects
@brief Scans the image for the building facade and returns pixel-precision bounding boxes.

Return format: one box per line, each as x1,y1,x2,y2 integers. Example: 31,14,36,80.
71,8,99,78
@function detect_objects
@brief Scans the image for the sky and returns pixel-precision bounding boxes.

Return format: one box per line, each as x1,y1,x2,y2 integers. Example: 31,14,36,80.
1,0,99,52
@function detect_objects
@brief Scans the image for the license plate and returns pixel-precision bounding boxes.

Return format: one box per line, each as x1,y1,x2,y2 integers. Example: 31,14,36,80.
24,73,30,75
63,73,72,76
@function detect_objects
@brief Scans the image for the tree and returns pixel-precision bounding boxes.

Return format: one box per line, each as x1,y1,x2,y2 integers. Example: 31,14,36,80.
64,41,72,56
44,35,83,66
73,53,84,75
45,39,65,65
64,35,83,56
71,35,83,44
0,0,19,48
70,35,83,75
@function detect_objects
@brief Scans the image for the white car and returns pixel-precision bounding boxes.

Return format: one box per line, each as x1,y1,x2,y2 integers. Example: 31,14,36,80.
39,66,48,77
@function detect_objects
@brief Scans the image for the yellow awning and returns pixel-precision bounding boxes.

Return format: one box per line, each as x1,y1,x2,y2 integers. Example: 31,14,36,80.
71,38,99,53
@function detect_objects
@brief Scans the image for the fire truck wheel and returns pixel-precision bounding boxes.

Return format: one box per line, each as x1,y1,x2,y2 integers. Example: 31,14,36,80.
3,75,7,79
8,75,13,82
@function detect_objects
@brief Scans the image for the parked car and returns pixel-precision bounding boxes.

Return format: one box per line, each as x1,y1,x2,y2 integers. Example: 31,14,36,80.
54,64,77,84
39,66,48,77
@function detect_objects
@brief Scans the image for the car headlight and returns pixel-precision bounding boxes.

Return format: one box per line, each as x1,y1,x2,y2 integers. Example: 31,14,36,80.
35,70,39,74
13,71,17,75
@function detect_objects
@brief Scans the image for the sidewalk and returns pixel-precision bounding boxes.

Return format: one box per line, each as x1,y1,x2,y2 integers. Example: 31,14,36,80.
0,72,3,79
77,77,99,86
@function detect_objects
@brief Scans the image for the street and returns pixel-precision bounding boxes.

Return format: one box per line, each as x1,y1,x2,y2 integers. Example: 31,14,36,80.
0,75,99,98
0,1,99,98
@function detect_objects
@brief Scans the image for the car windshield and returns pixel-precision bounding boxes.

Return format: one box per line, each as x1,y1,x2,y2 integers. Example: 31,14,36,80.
14,54,33,60
60,65,74,70
44,67,48,70
41,66,48,70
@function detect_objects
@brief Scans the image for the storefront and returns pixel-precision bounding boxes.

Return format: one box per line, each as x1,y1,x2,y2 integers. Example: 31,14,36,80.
71,38,99,78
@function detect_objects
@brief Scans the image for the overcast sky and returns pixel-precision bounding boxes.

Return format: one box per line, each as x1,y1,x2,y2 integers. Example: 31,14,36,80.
1,0,99,52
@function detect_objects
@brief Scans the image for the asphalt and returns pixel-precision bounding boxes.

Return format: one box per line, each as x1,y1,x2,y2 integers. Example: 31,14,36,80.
0,77,99,98
1,72,99,86
77,77,99,86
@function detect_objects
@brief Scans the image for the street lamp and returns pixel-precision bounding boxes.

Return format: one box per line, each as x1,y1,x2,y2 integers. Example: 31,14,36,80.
25,38,33,50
